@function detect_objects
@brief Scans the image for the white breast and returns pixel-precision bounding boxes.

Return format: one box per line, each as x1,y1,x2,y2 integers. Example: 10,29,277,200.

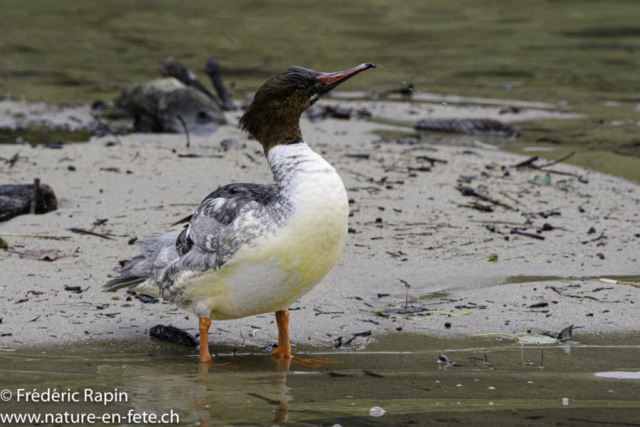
186,143,349,319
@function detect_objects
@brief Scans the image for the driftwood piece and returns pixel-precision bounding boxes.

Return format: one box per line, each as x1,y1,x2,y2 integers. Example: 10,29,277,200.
375,83,414,98
158,57,221,108
205,57,236,111
305,103,372,122
116,78,225,133
0,180,57,222
415,118,519,137
150,325,198,346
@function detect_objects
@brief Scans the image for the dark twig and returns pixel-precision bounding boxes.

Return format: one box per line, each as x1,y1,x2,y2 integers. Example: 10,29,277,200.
416,155,448,166
8,152,19,168
204,57,236,111
538,151,575,169
581,232,605,244
68,228,115,240
30,178,40,215
314,308,344,316
177,153,224,159
457,186,516,211
399,279,410,309
512,153,587,183
176,115,190,148
513,156,538,168
510,230,545,240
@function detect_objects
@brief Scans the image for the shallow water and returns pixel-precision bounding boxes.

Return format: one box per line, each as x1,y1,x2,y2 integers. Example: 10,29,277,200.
2,334,640,426
1,1,640,182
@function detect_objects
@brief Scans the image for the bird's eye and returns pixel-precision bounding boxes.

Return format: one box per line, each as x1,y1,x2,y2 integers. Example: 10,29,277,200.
296,84,306,91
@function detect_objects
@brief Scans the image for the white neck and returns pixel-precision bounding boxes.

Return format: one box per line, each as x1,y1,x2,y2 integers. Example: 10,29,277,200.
267,142,336,188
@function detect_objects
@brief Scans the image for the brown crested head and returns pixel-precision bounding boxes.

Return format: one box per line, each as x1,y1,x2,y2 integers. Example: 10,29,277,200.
240,62,375,152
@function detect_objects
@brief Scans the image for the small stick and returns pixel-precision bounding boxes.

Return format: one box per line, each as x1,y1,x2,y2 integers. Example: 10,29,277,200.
399,278,410,309
538,151,575,169
457,187,516,211
68,228,115,240
416,155,448,165
471,220,529,226
176,115,190,148
8,152,19,168
499,191,522,206
313,308,344,316
416,310,472,317
30,178,40,214
513,156,538,168
512,153,587,183
510,230,545,240
581,232,605,244
177,153,224,159
0,233,71,240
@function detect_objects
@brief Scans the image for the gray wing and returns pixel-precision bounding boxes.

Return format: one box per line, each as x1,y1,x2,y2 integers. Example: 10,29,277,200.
161,183,280,292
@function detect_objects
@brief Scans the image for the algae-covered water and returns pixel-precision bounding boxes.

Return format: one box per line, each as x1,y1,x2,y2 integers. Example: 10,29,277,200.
1,0,640,181
2,335,640,426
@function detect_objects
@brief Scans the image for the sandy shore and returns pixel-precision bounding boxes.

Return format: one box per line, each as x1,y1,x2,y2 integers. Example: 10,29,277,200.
1,98,639,353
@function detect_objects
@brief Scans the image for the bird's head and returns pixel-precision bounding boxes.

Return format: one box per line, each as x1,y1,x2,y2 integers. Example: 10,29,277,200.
239,62,375,152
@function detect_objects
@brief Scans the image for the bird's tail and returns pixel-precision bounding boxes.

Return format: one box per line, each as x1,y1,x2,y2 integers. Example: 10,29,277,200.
104,233,178,293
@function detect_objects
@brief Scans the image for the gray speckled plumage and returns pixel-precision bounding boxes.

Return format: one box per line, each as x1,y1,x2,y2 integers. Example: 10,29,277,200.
105,181,290,296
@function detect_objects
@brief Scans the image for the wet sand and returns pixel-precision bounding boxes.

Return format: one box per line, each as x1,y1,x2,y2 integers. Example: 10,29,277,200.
1,99,639,353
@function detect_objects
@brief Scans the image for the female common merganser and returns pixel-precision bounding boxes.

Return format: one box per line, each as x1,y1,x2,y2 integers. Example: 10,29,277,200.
105,62,375,363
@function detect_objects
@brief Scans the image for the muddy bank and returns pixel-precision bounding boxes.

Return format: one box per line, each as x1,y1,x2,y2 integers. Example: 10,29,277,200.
1,101,639,353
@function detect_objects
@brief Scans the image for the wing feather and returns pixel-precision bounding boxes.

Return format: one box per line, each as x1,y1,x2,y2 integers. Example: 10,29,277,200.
162,183,279,287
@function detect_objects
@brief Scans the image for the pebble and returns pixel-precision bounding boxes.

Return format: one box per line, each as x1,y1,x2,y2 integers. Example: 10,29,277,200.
369,407,385,417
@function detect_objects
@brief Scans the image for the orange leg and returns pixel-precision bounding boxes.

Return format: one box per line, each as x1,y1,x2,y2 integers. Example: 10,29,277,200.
199,317,212,364
270,310,342,369
270,310,292,359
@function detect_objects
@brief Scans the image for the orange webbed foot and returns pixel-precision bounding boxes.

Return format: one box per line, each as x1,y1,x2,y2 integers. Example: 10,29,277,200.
270,346,293,359
199,353,213,365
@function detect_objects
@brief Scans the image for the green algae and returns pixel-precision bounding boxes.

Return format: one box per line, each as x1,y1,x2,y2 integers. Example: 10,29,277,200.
0,127,94,145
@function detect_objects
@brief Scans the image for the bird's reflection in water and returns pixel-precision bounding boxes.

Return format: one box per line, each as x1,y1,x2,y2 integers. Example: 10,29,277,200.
193,355,340,425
